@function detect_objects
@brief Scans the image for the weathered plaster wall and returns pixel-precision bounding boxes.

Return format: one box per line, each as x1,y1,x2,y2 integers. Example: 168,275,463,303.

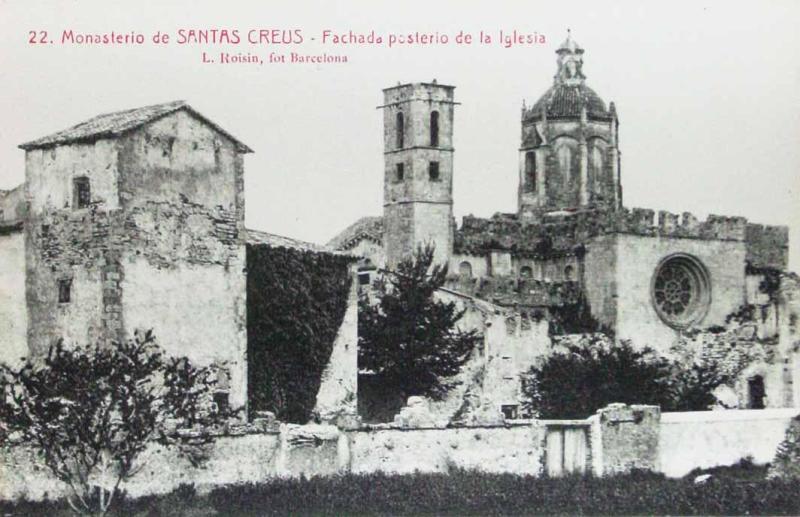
313,267,359,422
118,111,241,218
121,253,247,409
25,140,120,216
583,234,617,329
347,423,545,475
613,233,747,352
658,408,799,477
0,231,28,365
589,404,660,476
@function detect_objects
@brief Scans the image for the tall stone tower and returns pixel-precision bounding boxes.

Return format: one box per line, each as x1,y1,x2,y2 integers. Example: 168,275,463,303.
381,82,456,269
518,31,622,218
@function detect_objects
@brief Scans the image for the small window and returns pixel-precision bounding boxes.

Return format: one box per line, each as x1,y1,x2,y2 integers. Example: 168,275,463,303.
395,163,405,182
430,111,440,147
213,392,230,414
459,261,473,278
395,112,404,149
429,162,440,181
501,404,519,420
358,272,371,285
73,177,91,209
520,266,533,278
748,376,765,409
564,265,574,281
58,279,72,303
0,209,4,221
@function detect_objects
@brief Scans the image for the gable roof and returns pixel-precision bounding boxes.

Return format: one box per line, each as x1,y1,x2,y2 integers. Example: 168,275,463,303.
327,216,384,250
19,100,253,153
246,228,353,257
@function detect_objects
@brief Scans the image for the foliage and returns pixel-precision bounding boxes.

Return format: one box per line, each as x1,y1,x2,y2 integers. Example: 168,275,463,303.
0,331,233,515
521,338,677,419
4,470,800,516
547,295,611,336
246,245,353,423
358,245,481,401
768,415,800,480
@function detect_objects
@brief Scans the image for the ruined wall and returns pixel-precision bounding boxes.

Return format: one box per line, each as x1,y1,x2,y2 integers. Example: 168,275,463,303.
0,185,27,222
746,223,789,270
0,230,28,365
613,233,747,352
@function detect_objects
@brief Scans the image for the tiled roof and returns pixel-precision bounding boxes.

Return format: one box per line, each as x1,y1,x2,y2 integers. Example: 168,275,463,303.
246,228,350,256
530,84,610,120
19,101,253,153
327,216,384,250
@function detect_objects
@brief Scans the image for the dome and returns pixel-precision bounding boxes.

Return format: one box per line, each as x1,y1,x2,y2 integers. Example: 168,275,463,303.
530,83,611,120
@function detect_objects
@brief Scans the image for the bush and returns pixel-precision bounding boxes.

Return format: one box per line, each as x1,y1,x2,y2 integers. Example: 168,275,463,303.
0,331,234,515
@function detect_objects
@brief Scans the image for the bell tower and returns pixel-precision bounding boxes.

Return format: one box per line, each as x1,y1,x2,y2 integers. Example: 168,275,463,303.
380,81,457,269
518,31,622,218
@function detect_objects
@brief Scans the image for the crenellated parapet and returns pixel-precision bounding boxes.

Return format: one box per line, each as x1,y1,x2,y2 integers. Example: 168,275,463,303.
601,208,748,241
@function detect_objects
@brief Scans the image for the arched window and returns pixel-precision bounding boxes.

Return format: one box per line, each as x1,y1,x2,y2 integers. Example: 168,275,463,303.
459,261,473,278
520,266,533,278
748,376,766,409
396,112,404,149
564,265,574,281
430,111,440,147
524,152,536,193
557,145,572,183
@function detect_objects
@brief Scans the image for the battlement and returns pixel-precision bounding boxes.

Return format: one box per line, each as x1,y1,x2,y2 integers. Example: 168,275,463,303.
603,208,748,241
745,223,789,270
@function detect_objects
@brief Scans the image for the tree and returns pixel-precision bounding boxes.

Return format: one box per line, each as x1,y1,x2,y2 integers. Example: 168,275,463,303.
358,245,481,401
521,338,675,419
0,330,235,515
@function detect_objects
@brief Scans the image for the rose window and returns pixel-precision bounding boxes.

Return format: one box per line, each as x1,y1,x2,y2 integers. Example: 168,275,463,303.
651,254,711,328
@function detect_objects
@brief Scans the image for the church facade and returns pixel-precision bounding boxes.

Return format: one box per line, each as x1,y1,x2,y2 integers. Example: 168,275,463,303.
330,33,799,414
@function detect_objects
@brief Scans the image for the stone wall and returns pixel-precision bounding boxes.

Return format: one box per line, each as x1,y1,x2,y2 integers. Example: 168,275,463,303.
0,229,28,366
659,408,799,477
3,406,798,502
612,233,747,353
0,185,26,223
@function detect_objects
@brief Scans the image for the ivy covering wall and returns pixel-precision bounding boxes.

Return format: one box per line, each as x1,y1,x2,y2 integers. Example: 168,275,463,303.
246,244,353,423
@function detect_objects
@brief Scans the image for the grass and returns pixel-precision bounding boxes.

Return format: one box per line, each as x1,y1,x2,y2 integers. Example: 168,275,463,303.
1,464,798,516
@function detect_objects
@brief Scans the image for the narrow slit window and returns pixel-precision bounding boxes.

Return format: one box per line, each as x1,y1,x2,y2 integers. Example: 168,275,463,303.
430,111,440,147
58,279,72,303
429,161,440,181
395,163,404,182
395,112,404,149
73,177,91,209
525,152,536,193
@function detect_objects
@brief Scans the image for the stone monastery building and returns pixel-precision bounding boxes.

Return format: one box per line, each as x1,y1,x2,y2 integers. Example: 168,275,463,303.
329,32,800,416
0,32,798,424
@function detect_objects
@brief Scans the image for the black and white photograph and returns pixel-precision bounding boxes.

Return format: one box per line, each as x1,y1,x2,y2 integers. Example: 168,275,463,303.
0,1,799,514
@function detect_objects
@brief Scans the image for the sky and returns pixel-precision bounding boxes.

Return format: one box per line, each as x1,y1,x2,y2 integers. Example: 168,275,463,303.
1,0,798,270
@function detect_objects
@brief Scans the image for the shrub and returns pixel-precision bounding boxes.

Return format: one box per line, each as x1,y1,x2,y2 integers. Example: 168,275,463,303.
0,331,234,515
